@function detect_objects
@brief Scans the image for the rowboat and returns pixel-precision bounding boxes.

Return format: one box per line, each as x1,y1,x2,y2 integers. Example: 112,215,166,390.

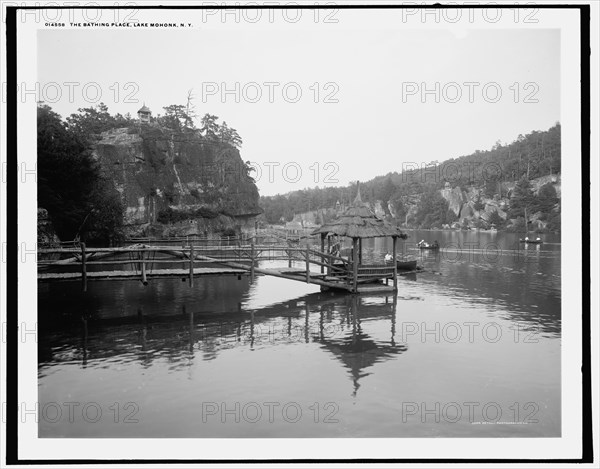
519,239,543,244
396,259,418,271
418,244,440,250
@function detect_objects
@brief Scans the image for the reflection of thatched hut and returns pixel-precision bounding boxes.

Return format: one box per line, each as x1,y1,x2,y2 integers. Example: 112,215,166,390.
312,184,407,293
316,295,407,396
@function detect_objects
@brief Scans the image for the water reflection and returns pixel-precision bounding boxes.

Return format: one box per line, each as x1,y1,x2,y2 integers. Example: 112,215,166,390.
317,295,407,396
40,286,408,398
357,231,561,337
38,230,560,438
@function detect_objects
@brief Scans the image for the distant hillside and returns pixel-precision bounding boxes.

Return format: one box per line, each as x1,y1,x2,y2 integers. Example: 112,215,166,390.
260,124,561,233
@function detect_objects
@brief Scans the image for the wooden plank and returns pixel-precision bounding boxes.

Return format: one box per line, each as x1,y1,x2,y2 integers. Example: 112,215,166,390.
251,267,352,292
357,284,396,293
39,268,248,281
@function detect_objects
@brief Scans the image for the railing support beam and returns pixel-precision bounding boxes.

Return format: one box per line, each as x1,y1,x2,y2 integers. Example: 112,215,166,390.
189,243,194,287
80,242,87,292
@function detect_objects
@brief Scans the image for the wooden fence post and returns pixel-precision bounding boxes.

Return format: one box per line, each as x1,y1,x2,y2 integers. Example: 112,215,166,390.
189,243,194,287
320,234,325,274
80,242,87,292
305,243,310,283
140,248,148,285
250,240,255,281
392,236,398,291
359,238,362,264
352,238,358,293
327,236,331,275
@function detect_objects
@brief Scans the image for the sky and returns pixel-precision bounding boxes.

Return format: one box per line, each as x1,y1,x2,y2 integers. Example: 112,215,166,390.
37,11,560,195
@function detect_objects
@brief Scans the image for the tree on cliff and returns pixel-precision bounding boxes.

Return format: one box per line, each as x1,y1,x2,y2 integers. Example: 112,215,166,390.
508,176,536,228
66,102,133,138
535,183,559,215
159,104,196,132
38,104,124,243
218,121,243,149
414,186,452,228
200,113,220,139
487,210,504,228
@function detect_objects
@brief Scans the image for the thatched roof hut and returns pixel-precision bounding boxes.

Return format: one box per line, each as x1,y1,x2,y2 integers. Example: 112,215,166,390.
311,185,407,239
309,184,407,293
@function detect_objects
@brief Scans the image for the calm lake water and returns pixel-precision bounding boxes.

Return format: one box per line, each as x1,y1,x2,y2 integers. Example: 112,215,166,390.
38,230,561,437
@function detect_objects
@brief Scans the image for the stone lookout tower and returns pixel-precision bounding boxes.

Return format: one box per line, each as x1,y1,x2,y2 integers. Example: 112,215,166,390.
137,103,151,123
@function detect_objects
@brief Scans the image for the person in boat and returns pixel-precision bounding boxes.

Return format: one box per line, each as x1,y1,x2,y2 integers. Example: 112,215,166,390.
384,252,393,262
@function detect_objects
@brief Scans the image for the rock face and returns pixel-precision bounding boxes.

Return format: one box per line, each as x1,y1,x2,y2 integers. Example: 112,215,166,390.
440,186,465,217
94,125,262,236
285,174,559,232
372,200,386,218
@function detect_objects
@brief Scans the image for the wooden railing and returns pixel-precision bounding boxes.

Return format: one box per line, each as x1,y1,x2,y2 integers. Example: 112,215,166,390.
38,241,400,293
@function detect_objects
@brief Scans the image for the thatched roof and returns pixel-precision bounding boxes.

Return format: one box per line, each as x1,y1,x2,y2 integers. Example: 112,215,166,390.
311,184,408,239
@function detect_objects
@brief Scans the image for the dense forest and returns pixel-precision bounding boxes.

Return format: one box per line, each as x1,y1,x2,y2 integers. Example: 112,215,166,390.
260,123,561,232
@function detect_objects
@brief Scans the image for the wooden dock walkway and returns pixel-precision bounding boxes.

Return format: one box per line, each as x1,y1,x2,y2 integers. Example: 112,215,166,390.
38,267,248,282
38,238,416,294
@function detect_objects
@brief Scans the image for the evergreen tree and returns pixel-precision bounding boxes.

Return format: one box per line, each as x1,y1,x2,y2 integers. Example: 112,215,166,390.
487,210,504,228
509,176,536,228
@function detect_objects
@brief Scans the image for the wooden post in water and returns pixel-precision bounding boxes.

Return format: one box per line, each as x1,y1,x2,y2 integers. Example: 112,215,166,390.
305,243,310,283
358,238,362,264
327,236,331,275
320,234,325,274
140,248,148,286
392,236,398,291
250,239,255,281
352,238,358,293
189,243,194,287
305,304,310,343
80,242,87,292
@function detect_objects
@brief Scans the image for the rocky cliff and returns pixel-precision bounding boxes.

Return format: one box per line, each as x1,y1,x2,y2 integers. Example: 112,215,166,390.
287,174,560,232
93,125,262,237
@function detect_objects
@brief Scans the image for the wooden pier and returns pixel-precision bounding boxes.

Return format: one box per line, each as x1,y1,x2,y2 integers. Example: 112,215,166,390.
38,238,415,294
